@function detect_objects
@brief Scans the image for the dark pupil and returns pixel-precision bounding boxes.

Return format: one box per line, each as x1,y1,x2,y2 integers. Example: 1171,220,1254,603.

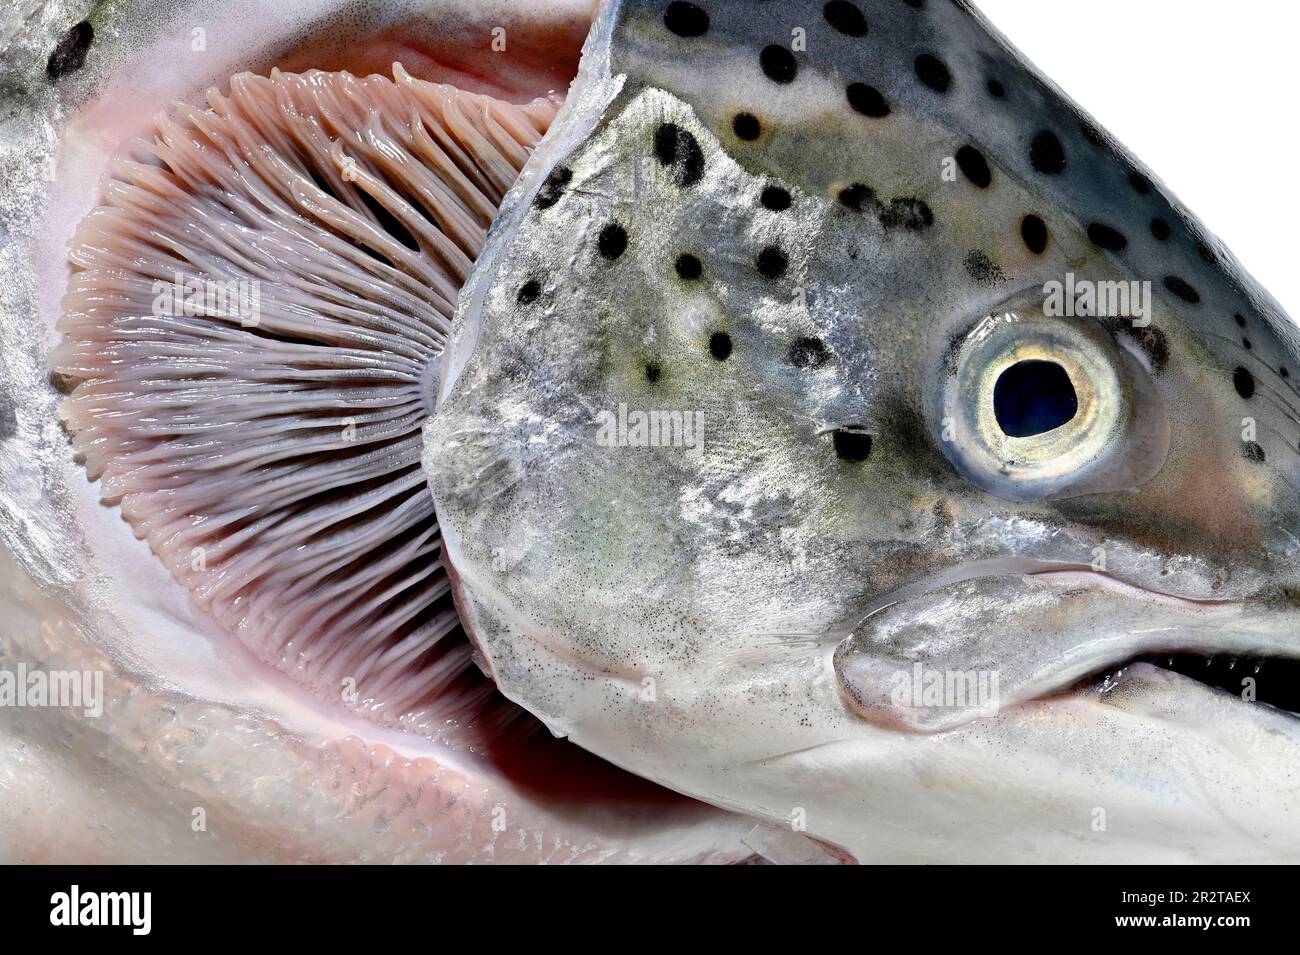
992,360,1078,437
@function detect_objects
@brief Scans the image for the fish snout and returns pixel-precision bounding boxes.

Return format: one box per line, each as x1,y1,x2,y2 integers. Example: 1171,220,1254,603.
834,571,1300,732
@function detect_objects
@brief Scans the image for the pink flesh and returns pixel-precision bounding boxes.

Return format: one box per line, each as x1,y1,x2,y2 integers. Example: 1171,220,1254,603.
35,1,754,857
52,68,558,738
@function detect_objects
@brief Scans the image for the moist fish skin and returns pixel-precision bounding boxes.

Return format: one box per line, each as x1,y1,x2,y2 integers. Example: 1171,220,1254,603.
425,0,1300,861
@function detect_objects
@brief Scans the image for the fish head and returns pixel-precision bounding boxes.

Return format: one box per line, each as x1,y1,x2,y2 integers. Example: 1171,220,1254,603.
426,0,1300,861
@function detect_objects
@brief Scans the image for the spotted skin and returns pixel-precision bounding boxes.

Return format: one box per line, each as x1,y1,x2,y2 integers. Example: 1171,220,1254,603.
426,0,1300,861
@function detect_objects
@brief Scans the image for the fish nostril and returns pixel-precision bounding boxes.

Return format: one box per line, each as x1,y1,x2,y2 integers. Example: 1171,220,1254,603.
709,331,733,361
832,429,872,462
993,360,1078,437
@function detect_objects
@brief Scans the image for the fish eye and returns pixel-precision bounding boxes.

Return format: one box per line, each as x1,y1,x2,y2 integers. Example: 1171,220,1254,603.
938,307,1170,501
992,359,1078,437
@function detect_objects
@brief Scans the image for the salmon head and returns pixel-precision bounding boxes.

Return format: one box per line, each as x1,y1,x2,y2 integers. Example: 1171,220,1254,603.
5,0,1298,864
424,0,1300,862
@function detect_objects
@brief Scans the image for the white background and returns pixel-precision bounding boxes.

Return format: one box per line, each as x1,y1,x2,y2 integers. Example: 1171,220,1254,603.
980,0,1298,318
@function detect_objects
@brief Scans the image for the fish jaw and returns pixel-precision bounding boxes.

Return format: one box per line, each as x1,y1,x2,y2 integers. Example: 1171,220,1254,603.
443,557,1300,863
426,0,1300,861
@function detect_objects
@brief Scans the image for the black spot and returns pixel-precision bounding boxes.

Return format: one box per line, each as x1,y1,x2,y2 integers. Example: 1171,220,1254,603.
645,363,662,384
789,336,830,369
1128,171,1152,194
1234,313,1247,328
675,253,703,279
654,122,705,187
1164,275,1200,304
535,166,572,210
761,185,792,211
1233,366,1255,399
903,0,924,7
914,53,951,92
986,79,1007,99
838,183,875,210
823,0,868,36
955,145,992,188
846,82,889,118
47,21,93,79
756,246,789,278
1243,338,1252,350
832,429,873,462
664,1,709,37
709,331,733,361
732,112,762,141
963,250,1005,286
880,197,933,231
760,45,798,83
994,360,1078,437
598,223,628,260
516,279,541,304
1087,222,1128,252
1029,130,1066,175
1242,441,1266,463
1150,217,1171,241
1020,214,1048,254
1281,366,1290,379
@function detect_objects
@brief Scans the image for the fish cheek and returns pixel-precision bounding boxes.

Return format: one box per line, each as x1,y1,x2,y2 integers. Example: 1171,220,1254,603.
1048,322,1279,568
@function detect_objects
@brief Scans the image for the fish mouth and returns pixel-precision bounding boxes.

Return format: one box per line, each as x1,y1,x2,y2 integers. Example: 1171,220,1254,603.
834,566,1300,733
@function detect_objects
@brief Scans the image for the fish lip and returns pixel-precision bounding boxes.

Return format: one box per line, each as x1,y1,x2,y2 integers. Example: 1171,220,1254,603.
835,565,1300,734
850,559,1237,634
